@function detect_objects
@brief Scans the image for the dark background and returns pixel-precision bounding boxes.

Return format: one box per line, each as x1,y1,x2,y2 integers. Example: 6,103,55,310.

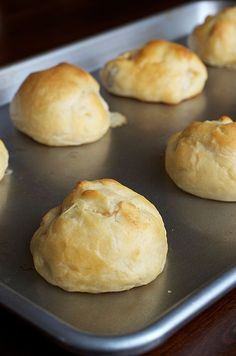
0,0,185,65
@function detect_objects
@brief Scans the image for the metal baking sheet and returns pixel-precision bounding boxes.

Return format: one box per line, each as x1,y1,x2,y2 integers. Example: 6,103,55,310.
0,1,236,355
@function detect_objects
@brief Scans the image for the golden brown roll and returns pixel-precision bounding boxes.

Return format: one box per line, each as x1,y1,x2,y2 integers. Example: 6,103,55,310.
188,7,236,69
10,63,125,146
0,140,9,181
100,39,207,104
165,116,236,201
30,179,167,293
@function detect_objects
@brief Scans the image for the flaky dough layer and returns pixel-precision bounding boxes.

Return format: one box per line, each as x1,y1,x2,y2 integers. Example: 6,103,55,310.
30,179,167,293
0,140,8,181
100,39,207,104
10,63,111,146
165,116,236,201
188,7,236,68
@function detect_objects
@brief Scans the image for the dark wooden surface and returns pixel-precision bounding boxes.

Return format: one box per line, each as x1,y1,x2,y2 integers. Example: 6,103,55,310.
0,1,235,355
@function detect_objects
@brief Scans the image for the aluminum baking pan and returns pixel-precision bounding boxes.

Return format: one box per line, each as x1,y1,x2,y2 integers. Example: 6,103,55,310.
0,1,235,355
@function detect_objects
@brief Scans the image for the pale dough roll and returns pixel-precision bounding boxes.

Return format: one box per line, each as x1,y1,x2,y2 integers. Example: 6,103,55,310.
188,7,236,69
10,63,112,146
100,39,207,104
0,140,8,181
165,116,236,201
30,179,167,293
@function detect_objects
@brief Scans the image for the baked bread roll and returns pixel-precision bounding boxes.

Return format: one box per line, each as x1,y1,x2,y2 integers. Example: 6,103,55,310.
100,39,207,104
0,140,9,181
10,63,125,146
30,179,167,293
188,7,236,69
165,116,236,201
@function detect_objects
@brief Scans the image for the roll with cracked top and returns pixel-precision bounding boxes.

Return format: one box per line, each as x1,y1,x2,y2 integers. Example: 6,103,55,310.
10,63,125,146
188,7,236,69
165,116,236,201
100,39,207,104
30,179,167,293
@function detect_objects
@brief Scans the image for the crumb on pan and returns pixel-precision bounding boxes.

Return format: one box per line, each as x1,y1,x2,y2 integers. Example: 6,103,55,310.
110,112,127,128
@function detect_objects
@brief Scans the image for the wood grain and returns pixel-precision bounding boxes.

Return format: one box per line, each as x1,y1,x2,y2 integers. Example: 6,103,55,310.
147,288,236,356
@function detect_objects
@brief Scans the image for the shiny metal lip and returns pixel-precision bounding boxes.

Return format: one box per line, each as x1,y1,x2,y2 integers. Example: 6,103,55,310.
1,268,235,355
0,1,236,355
0,0,233,105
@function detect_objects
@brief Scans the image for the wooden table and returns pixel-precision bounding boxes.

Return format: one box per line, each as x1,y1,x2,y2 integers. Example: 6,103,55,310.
0,1,235,354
